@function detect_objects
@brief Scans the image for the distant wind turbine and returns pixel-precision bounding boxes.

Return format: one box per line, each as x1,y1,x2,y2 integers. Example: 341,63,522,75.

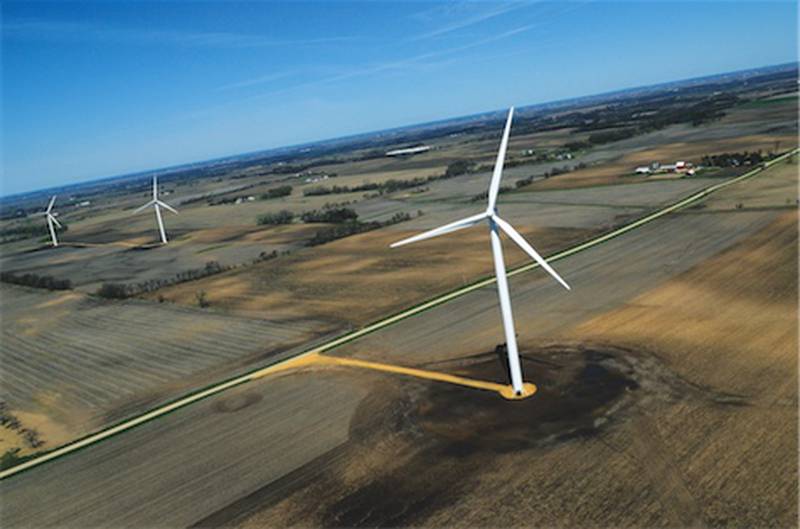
39,195,62,247
134,176,178,244
390,107,571,397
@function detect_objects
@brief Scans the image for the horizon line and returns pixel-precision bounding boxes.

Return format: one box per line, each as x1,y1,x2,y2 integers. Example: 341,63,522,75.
3,59,797,201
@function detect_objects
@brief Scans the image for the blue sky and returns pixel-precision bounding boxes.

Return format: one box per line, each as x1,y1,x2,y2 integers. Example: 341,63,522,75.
2,1,797,195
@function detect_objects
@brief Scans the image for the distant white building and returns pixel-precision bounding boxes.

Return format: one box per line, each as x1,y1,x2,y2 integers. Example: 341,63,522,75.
386,145,431,157
637,160,693,174
304,174,330,184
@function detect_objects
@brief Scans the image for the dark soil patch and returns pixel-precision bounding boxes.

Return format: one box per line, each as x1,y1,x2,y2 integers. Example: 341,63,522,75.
212,392,263,413
196,343,658,529
416,346,639,454
197,343,739,528
315,345,641,527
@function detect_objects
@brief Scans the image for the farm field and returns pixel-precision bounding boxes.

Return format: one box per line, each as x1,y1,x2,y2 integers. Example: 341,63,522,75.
145,223,596,325
701,152,798,210
2,161,781,461
0,222,323,293
567,211,797,528
329,212,781,366
0,85,795,460
313,215,794,529
1,90,795,298
528,95,797,190
141,169,760,326
0,284,336,454
1,155,795,527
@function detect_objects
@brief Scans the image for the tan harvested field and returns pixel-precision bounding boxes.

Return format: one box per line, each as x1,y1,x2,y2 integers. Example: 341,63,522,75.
529,97,798,190
146,224,596,325
1,137,787,465
532,131,798,190
576,212,797,400
0,284,336,447
0,371,371,528
0,219,325,293
1,168,794,527
567,212,798,527
331,210,782,366
2,94,793,296
0,425,38,461
229,217,797,529
0,167,741,457
702,153,798,210
145,170,746,327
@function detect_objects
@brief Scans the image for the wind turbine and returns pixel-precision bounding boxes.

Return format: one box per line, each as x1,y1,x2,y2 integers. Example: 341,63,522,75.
40,195,62,247
133,176,178,244
390,107,571,397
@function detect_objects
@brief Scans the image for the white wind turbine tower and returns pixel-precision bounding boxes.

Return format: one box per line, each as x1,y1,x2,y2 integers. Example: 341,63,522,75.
40,195,62,247
390,108,571,397
134,176,178,244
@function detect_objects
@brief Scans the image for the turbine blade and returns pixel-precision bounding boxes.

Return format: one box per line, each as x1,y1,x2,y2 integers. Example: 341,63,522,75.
389,212,488,248
487,107,514,211
133,200,156,215
46,215,58,246
46,195,57,213
153,176,158,200
154,202,168,244
157,200,178,214
50,215,63,228
493,216,571,290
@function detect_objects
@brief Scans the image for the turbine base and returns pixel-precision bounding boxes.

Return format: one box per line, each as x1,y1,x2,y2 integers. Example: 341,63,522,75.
499,382,537,400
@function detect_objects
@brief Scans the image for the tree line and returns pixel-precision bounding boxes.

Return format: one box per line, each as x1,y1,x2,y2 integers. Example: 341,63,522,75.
0,271,72,290
306,211,412,247
94,250,283,301
303,160,476,197
207,184,294,206
0,401,43,457
701,151,769,167
95,260,232,299
0,222,69,245
260,185,293,200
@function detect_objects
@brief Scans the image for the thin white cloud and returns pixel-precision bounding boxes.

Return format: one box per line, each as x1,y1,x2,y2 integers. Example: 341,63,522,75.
2,19,356,48
408,1,528,41
186,3,590,120
217,70,303,91
245,22,543,98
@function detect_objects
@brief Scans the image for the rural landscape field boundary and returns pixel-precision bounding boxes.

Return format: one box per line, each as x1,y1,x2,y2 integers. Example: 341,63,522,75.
1,148,796,481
